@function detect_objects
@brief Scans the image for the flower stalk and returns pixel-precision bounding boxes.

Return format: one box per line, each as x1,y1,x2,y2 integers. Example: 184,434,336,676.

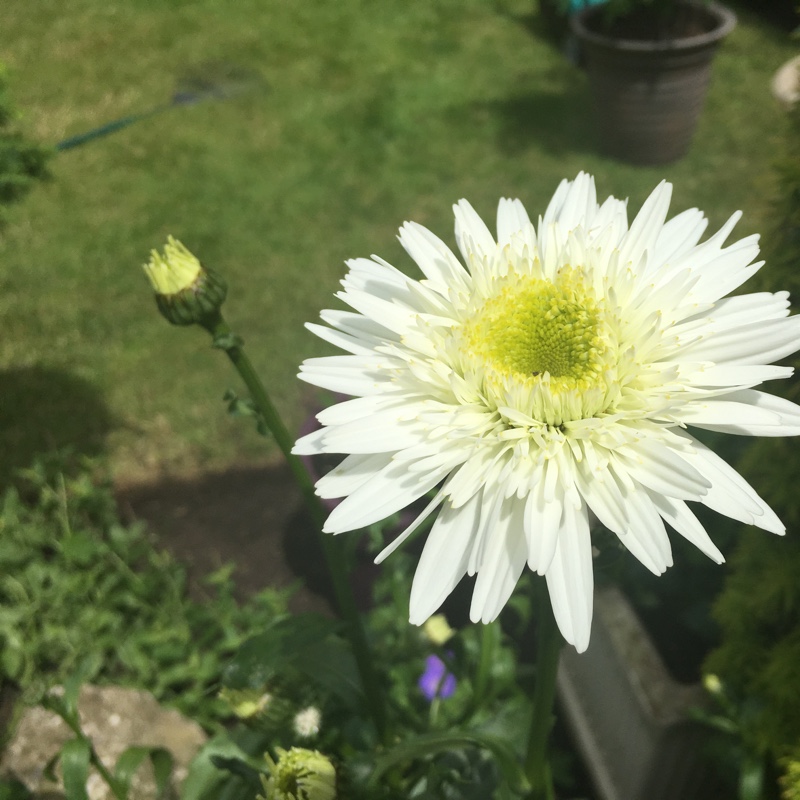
473,621,498,712
524,580,563,800
201,312,387,742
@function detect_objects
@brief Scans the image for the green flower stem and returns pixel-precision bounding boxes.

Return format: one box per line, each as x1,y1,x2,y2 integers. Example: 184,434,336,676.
203,313,387,742
524,580,563,800
473,621,498,710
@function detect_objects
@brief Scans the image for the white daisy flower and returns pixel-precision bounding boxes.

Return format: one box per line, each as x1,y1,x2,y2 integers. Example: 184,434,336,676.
293,173,800,652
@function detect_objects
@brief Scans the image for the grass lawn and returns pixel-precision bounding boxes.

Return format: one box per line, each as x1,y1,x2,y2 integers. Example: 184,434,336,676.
0,0,796,484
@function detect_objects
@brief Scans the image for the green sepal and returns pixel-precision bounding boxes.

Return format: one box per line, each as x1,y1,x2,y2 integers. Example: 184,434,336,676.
155,268,228,327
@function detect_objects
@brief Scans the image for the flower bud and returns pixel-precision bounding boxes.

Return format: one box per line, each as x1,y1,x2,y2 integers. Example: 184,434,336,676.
293,706,321,739
219,687,273,720
422,614,454,645
703,674,723,696
259,747,336,800
143,236,227,326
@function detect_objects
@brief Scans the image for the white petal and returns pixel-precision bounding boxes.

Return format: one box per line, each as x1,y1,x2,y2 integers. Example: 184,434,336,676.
624,485,674,573
677,435,785,532
409,492,481,623
619,180,672,271
454,199,496,263
315,453,393,498
540,177,572,233
305,322,376,356
687,364,794,387
336,287,419,335
679,389,800,436
652,207,707,267
615,440,711,500
292,426,327,456
323,459,449,533
496,198,532,247
676,316,800,367
703,291,791,326
524,459,562,575
589,195,628,244
319,309,398,344
298,355,388,396
316,395,402,426
470,496,528,623
321,415,428,455
544,497,593,652
574,459,631,537
554,172,598,233
375,486,448,564
398,221,470,295
647,493,725,563
342,256,412,296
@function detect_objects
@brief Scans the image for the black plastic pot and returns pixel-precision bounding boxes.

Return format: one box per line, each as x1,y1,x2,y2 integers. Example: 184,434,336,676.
571,2,736,164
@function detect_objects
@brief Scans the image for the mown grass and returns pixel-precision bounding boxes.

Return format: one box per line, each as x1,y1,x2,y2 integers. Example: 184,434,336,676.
0,0,795,482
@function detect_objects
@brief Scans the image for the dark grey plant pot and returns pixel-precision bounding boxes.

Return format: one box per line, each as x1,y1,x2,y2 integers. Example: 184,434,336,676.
558,587,717,800
570,2,736,164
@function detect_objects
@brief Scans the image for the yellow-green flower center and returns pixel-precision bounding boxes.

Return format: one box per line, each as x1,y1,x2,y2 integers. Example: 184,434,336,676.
457,267,615,426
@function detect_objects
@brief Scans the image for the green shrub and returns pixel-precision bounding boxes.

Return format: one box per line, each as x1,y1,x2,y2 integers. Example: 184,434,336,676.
0,452,290,728
704,101,800,762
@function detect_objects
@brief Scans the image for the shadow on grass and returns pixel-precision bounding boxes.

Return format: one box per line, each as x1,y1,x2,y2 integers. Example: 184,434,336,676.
0,366,116,488
481,83,594,158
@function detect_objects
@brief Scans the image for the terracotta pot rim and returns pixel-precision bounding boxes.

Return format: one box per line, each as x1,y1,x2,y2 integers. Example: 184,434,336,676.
570,1,737,53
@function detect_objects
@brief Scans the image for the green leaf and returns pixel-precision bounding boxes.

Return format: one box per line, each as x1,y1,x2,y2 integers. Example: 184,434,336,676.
209,755,260,782
115,746,174,800
61,656,101,719
297,635,363,709
368,731,530,795
738,755,764,800
60,738,91,800
222,615,339,689
60,532,100,566
0,778,33,800
180,735,262,800
212,333,244,351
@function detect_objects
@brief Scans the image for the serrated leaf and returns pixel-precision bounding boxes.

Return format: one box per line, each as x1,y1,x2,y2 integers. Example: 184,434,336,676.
61,738,91,800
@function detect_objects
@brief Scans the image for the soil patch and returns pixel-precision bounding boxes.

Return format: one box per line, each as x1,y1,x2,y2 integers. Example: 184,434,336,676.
115,462,331,616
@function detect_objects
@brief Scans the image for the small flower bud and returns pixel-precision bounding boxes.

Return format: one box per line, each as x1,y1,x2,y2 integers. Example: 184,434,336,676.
422,614,454,645
703,674,723,696
293,706,321,739
219,687,272,720
143,236,227,326
259,747,336,800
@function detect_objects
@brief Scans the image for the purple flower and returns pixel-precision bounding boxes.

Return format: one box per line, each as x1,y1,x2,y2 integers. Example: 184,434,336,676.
418,654,456,701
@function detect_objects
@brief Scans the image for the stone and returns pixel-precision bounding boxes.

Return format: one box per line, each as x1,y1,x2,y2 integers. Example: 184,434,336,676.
772,55,800,108
0,685,207,799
